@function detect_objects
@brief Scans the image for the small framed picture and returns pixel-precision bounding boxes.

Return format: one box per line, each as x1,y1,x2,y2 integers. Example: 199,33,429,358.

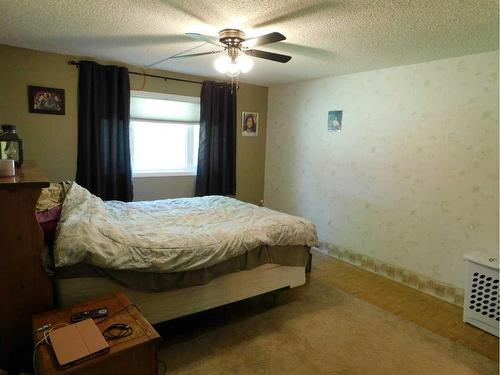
328,110,342,132
28,86,65,115
242,111,258,137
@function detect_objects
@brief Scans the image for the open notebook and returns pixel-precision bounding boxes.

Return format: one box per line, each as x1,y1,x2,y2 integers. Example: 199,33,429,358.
49,318,110,367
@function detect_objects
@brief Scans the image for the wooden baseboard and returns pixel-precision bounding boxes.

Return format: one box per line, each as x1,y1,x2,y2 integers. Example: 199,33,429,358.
315,241,464,307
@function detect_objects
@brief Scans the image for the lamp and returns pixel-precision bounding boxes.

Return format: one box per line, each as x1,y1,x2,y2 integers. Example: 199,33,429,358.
0,124,23,167
214,53,253,77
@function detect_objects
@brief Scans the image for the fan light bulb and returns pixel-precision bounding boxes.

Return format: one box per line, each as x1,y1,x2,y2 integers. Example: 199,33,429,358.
214,54,253,77
227,63,240,76
214,55,231,74
237,55,253,73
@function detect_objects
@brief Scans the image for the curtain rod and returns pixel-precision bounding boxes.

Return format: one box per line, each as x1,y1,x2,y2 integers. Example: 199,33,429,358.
68,60,203,85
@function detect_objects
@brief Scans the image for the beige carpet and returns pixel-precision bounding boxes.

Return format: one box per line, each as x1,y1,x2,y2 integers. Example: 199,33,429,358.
156,254,498,375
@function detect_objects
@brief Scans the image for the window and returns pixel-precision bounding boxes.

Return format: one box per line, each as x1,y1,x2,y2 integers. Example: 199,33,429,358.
130,92,200,177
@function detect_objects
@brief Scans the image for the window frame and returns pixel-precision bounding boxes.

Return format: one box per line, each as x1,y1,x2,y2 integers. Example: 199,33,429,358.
130,91,200,178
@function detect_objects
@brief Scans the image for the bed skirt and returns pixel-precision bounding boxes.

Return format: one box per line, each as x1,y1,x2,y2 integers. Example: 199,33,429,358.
53,245,310,293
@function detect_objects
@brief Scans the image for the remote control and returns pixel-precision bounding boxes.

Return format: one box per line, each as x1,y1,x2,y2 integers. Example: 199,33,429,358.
70,307,108,323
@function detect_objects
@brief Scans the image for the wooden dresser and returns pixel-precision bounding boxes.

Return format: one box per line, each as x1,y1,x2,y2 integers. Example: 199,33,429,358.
0,161,54,370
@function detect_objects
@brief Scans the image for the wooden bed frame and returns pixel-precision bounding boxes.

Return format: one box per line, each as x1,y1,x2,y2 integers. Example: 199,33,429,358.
55,262,308,324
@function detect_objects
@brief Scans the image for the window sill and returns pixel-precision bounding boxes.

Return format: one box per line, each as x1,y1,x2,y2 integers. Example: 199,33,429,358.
133,171,197,178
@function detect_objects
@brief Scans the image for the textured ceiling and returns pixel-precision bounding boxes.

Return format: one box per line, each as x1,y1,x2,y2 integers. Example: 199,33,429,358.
0,0,498,85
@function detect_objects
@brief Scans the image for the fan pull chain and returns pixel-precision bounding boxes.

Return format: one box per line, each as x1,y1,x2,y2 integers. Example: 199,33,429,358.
229,75,239,94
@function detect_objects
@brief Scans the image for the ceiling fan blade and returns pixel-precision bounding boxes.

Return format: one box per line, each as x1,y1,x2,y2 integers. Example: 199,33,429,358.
242,32,286,48
268,42,334,59
185,33,222,46
246,49,292,63
169,50,223,59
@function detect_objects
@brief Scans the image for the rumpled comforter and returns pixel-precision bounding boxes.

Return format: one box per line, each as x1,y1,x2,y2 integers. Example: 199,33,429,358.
54,183,318,273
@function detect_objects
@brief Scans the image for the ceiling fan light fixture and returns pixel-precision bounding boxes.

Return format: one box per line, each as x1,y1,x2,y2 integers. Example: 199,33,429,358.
214,53,253,77
182,29,291,77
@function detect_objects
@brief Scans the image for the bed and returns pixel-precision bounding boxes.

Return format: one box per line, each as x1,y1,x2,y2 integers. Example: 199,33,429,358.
43,182,318,323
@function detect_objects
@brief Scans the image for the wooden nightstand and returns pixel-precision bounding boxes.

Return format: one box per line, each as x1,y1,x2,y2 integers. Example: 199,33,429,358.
32,293,161,375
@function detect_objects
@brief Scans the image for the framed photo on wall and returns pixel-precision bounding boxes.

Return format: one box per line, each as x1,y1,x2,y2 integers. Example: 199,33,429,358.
242,111,258,137
328,110,342,132
28,85,65,115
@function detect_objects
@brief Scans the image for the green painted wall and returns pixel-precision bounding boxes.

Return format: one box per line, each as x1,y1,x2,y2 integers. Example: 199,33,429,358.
0,44,268,204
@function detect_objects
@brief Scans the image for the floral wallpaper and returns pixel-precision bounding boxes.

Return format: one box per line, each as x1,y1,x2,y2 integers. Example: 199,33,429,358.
265,51,499,289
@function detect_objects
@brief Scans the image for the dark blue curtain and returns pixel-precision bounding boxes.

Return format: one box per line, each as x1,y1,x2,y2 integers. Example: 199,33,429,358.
76,60,133,201
195,81,237,196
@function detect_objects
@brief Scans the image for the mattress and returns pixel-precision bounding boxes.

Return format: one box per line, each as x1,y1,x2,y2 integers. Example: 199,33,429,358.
54,245,310,292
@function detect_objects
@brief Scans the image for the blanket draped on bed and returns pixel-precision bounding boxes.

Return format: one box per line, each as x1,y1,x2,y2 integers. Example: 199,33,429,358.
54,183,318,273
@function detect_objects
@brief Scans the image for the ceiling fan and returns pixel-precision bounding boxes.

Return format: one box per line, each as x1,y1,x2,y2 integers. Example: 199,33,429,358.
166,29,292,77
